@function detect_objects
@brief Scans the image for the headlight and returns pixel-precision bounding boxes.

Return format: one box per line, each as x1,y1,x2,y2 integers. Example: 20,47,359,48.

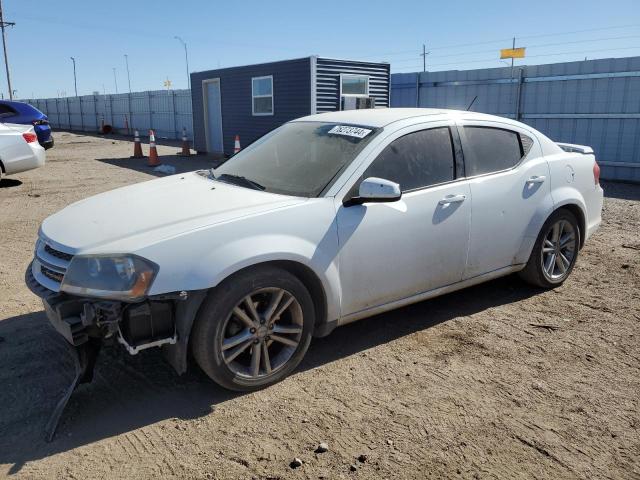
60,254,158,302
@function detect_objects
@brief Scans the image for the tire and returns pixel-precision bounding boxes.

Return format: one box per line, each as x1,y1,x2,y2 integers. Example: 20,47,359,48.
518,208,581,288
191,266,315,392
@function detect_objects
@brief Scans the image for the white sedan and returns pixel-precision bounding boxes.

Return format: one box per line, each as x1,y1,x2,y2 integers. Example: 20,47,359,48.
0,122,45,181
27,108,603,392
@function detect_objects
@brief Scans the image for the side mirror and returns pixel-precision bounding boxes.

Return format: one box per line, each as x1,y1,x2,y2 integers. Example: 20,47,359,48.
343,177,402,207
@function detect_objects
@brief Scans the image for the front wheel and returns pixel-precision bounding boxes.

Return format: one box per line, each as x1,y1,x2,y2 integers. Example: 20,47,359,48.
518,209,580,288
191,266,315,391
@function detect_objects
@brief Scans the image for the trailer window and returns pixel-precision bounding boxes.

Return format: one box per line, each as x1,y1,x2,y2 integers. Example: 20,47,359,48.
341,74,369,96
252,76,273,116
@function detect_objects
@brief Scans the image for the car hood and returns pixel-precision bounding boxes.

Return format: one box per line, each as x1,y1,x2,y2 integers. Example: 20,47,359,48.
40,171,306,252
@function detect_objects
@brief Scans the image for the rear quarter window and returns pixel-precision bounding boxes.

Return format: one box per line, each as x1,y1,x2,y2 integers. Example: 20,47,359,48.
463,126,526,176
0,104,17,117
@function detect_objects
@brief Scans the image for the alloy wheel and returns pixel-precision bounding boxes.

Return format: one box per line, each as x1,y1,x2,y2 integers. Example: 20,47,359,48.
220,287,303,379
541,219,577,281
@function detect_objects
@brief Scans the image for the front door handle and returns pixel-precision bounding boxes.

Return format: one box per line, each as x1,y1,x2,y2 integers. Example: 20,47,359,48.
438,194,467,205
526,175,546,184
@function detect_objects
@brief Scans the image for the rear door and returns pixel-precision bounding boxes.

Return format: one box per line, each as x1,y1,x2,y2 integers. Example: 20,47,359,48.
458,120,553,279
335,122,471,317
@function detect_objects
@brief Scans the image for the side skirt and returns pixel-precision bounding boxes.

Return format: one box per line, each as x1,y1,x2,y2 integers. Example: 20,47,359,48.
337,265,523,326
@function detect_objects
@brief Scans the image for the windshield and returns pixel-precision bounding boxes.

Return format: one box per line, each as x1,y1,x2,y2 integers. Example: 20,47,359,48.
213,122,379,197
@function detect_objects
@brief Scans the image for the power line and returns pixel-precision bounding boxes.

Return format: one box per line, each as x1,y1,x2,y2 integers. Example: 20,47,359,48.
388,34,640,65
391,45,640,72
354,23,640,60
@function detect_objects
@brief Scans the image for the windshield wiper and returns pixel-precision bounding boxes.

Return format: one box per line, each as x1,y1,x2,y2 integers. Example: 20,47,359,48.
216,173,266,191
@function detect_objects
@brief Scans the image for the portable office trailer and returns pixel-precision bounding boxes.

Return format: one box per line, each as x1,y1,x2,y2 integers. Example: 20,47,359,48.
191,56,390,155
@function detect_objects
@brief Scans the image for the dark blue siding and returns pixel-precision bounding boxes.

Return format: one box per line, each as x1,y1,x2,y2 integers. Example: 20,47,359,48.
191,58,311,154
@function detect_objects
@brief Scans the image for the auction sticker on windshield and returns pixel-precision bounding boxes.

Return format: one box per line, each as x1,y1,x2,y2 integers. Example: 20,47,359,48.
328,125,372,139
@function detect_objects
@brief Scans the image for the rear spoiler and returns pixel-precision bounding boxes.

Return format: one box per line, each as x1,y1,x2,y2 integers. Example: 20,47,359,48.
556,142,594,155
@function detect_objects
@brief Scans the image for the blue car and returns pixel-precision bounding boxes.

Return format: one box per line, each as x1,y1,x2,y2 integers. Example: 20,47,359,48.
0,100,53,149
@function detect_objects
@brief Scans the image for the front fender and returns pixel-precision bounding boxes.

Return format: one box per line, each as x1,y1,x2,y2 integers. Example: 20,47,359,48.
189,234,342,322
139,196,342,323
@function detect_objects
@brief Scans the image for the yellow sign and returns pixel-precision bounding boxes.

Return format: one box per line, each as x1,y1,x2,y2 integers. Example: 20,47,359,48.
500,47,526,59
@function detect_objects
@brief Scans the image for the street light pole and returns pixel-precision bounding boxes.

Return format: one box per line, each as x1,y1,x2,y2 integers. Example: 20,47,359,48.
124,54,131,93
112,67,118,94
174,36,190,89
70,57,78,96
0,0,15,100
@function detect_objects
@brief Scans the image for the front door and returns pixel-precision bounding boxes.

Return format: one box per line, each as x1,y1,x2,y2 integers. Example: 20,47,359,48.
336,124,471,317
204,79,223,153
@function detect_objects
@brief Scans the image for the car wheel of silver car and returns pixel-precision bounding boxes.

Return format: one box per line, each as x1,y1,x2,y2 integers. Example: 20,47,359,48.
518,208,580,288
191,266,315,392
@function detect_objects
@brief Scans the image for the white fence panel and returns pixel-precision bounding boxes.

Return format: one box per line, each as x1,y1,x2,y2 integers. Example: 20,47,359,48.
22,88,193,141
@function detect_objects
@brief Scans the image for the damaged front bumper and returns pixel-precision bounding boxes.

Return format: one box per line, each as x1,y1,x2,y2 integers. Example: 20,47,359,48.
26,261,208,440
26,262,178,354
25,261,207,372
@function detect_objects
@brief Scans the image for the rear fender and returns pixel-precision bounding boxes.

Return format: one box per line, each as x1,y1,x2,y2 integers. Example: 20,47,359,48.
513,187,587,264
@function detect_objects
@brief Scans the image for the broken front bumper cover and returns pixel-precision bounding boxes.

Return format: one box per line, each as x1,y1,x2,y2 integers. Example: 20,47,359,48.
26,262,115,346
25,261,206,372
25,261,201,441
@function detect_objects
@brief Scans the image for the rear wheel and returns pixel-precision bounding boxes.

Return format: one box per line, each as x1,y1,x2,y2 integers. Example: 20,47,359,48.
518,209,580,288
191,266,315,391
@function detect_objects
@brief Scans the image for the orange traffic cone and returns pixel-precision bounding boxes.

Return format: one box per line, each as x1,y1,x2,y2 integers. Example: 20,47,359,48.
233,135,241,155
178,127,191,156
131,130,145,159
147,130,160,166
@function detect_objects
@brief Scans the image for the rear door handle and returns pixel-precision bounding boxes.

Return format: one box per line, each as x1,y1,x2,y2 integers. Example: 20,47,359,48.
526,175,546,184
438,194,467,205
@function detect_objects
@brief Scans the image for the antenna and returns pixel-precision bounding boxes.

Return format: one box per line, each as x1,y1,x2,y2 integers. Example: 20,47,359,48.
466,95,478,111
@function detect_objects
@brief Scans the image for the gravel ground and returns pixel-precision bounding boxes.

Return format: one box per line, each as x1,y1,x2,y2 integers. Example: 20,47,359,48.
0,132,638,479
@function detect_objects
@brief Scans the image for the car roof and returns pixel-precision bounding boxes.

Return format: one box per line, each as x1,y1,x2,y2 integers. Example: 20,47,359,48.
293,108,518,128
0,99,44,114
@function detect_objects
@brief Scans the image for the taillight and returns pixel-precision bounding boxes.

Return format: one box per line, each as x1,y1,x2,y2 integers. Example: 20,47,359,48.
22,132,38,143
593,161,601,185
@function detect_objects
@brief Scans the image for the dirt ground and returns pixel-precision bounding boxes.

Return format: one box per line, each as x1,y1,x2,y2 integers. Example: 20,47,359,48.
0,131,638,479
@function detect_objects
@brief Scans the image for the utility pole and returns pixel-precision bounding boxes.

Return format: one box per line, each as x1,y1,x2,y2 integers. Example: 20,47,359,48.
0,0,15,100
174,36,190,89
124,54,131,93
70,57,78,96
510,37,516,79
420,44,430,72
112,67,118,93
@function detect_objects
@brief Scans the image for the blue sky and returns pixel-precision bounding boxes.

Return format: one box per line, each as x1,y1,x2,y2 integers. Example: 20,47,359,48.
4,0,640,98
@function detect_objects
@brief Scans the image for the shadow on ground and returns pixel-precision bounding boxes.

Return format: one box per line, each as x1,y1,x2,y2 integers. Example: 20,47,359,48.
0,178,22,188
0,275,540,473
602,181,640,201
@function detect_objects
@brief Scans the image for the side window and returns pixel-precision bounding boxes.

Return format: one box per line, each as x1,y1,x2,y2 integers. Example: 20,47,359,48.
521,133,534,157
0,104,16,117
462,126,524,176
363,127,455,192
